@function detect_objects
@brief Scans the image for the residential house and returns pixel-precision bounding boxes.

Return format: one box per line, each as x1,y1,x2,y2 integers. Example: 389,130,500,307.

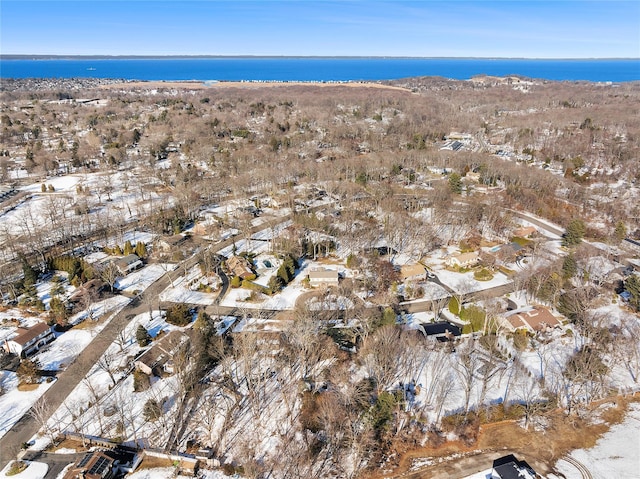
399,263,427,282
446,251,480,268
68,279,106,304
135,330,191,376
418,322,461,341
3,321,54,357
64,449,118,479
502,306,562,333
308,268,340,287
0,185,14,201
113,254,142,276
226,255,255,280
513,226,536,237
491,454,537,479
623,238,640,254
495,242,525,263
155,234,186,252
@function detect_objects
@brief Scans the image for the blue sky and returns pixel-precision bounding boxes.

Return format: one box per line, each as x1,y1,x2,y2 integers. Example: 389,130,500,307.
1,1,638,57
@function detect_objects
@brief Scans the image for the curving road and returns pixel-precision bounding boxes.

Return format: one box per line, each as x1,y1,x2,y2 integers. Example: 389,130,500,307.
562,456,593,479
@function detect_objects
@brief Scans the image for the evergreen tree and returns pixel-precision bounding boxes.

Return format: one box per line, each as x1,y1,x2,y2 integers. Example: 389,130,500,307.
448,172,463,194
21,259,38,288
123,240,134,255
562,253,578,279
562,218,586,247
135,242,147,258
613,221,627,243
136,324,151,347
626,275,640,311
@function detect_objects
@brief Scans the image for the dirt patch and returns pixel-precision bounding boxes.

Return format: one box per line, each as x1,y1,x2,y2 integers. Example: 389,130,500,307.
50,437,89,452
137,455,175,469
16,383,40,392
364,395,639,479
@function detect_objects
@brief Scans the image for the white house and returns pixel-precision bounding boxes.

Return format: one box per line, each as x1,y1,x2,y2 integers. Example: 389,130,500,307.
308,268,339,287
445,251,480,268
3,322,54,357
113,254,142,276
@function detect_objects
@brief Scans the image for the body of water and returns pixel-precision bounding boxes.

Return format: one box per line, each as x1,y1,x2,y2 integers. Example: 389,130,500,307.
1,57,638,82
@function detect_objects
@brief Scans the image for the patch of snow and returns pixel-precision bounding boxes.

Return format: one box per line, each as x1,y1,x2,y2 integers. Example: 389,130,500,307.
0,460,48,479
115,264,176,294
551,403,640,479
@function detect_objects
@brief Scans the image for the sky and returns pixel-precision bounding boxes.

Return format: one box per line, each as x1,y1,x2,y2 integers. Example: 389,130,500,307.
1,0,639,58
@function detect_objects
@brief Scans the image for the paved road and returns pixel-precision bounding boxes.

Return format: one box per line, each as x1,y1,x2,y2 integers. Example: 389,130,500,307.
0,250,204,468
509,210,565,237
0,214,294,467
401,281,515,314
0,204,542,468
20,451,82,479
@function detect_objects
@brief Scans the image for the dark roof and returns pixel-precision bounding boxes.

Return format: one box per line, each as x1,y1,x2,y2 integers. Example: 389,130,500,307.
494,462,523,479
10,322,51,346
492,454,536,479
451,141,464,151
420,322,461,337
65,449,118,479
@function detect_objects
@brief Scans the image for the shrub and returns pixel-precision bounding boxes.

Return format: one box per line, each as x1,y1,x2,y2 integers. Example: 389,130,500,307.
448,296,460,315
165,303,191,326
133,369,151,391
474,268,493,281
241,280,267,294
460,305,486,332
6,461,28,476
230,276,241,288
17,359,40,384
143,399,162,421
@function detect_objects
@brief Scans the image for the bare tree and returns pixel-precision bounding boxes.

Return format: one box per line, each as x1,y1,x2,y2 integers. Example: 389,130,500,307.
29,398,56,445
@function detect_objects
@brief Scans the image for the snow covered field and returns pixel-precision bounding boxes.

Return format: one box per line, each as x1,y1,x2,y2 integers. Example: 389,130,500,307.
0,295,131,439
550,403,640,479
115,264,176,294
0,460,48,479
0,372,54,438
127,467,233,479
159,266,216,305
436,269,511,295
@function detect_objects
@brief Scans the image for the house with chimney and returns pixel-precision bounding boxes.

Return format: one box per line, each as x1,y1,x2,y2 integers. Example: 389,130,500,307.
226,255,255,280
64,449,118,479
3,321,54,358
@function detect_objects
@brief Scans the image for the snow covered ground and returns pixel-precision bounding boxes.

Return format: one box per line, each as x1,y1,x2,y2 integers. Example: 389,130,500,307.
0,372,54,438
436,269,511,295
159,266,216,305
115,264,176,294
550,403,640,479
127,467,234,479
68,295,131,325
40,309,193,449
0,460,48,479
219,259,313,310
0,295,131,439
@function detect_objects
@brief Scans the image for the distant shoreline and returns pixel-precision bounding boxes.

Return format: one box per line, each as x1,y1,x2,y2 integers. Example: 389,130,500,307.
100,80,415,93
2,54,638,61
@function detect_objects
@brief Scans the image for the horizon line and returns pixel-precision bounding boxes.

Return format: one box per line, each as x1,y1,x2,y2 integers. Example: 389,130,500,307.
2,54,639,61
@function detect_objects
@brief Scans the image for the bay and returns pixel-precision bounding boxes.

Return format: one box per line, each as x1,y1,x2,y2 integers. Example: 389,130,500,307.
1,57,638,82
